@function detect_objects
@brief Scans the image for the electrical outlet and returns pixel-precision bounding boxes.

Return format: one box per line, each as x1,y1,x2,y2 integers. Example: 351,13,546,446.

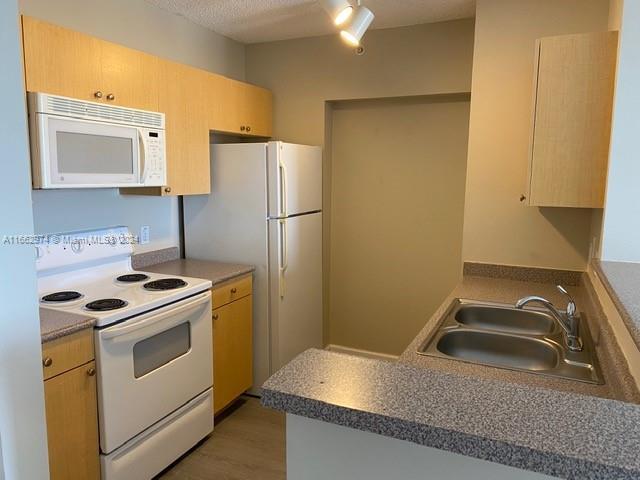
140,225,150,245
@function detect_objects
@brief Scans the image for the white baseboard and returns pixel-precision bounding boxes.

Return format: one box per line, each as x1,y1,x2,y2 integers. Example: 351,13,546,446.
325,344,399,362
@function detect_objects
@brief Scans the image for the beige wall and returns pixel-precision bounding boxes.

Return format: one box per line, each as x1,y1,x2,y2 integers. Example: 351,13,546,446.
330,96,470,355
462,0,611,271
246,19,475,348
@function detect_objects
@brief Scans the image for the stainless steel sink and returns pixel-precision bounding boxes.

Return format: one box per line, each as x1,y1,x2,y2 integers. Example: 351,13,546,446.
455,305,555,335
417,299,603,384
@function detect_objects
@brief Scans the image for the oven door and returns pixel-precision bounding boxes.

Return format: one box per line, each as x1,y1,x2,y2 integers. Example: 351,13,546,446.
96,291,213,454
39,113,143,188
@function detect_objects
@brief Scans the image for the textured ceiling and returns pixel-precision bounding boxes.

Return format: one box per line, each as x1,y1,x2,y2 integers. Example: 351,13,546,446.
146,0,476,44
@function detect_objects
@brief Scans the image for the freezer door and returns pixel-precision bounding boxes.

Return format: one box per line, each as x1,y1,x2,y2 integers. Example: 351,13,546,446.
268,142,322,217
268,212,323,372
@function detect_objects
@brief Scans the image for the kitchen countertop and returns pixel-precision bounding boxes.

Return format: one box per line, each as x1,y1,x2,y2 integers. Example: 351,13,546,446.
594,260,640,350
261,270,640,479
40,307,95,343
400,275,639,401
262,348,640,480
142,258,255,287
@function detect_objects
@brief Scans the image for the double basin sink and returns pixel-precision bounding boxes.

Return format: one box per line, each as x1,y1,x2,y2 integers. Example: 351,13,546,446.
417,299,603,384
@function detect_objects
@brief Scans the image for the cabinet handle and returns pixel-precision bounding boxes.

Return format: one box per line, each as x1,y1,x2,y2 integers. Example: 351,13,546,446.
231,287,237,294
87,367,96,377
246,126,251,133
94,91,103,99
240,126,246,132
164,187,172,194
42,357,53,367
213,314,219,320
106,93,115,101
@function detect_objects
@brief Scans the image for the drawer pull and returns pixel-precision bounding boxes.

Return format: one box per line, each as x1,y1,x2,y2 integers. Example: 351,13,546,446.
231,288,238,294
213,314,219,320
87,367,96,377
43,357,53,367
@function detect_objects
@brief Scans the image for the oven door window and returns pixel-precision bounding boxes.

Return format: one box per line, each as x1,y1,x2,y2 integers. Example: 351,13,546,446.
47,115,140,186
132,322,191,378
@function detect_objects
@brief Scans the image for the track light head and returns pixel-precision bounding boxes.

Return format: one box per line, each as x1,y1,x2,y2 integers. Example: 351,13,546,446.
321,0,354,26
339,6,374,46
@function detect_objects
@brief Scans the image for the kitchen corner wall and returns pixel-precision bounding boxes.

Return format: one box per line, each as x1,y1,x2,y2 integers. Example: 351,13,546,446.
462,0,611,271
601,0,640,263
19,0,246,253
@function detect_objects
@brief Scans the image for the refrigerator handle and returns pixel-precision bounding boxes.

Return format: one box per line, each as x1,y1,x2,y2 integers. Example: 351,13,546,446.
278,219,288,298
279,161,288,217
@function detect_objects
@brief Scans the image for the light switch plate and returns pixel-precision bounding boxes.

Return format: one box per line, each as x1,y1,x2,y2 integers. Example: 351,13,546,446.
140,225,150,245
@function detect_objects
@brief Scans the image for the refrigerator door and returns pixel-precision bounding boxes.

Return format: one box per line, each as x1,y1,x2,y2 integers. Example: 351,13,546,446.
268,212,323,372
268,142,322,218
183,142,272,391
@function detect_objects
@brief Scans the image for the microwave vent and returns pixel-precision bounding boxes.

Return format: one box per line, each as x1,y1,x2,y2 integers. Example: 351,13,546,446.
44,95,164,129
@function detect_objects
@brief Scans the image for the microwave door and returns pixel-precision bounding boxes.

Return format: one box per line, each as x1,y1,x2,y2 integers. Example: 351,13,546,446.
42,115,141,188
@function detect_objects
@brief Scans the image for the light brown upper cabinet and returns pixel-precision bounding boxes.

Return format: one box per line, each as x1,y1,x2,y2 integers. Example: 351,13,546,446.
206,76,273,137
21,16,273,196
22,16,159,111
527,31,618,208
157,61,211,196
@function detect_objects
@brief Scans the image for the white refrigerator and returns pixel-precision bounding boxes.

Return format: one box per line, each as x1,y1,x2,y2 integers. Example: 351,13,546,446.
184,141,323,391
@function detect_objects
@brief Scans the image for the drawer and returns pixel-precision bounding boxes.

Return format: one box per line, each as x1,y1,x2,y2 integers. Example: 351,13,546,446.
212,275,252,309
42,328,94,380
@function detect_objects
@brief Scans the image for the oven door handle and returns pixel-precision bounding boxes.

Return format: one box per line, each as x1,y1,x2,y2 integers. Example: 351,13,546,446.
101,291,210,343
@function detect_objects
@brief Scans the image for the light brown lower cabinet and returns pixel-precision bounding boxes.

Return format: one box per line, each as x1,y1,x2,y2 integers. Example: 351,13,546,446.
44,360,100,480
212,281,253,414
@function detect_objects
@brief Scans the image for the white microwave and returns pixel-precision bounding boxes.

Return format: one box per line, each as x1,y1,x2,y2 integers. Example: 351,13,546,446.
28,92,166,189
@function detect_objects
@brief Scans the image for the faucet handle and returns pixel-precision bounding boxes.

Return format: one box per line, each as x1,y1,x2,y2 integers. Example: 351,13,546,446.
556,285,576,317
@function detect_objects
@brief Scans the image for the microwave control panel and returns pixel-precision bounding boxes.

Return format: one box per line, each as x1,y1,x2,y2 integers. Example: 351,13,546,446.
141,128,166,186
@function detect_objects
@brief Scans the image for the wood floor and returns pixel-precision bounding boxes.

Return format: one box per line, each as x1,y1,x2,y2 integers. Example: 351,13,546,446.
156,396,286,480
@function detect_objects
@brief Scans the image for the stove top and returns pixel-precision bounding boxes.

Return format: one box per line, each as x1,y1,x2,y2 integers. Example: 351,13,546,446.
116,273,150,283
143,278,188,291
36,227,212,327
41,291,83,303
86,298,128,311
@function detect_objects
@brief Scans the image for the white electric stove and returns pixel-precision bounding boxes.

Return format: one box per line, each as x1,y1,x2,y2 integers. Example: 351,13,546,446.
37,227,214,480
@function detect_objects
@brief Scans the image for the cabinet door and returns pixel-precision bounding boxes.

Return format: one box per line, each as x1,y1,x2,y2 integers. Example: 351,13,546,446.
101,42,160,111
22,16,103,101
213,295,253,414
211,77,272,137
44,361,100,480
528,31,618,208
159,60,211,196
239,82,273,137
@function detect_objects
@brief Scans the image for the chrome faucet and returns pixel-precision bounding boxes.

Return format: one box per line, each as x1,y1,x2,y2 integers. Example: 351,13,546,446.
515,285,583,352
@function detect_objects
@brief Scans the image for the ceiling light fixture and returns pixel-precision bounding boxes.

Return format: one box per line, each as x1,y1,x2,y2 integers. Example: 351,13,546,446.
321,0,354,26
339,4,374,47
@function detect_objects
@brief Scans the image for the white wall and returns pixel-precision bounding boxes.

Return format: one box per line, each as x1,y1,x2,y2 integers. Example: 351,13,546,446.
287,414,557,480
19,0,246,252
601,0,640,262
0,1,50,478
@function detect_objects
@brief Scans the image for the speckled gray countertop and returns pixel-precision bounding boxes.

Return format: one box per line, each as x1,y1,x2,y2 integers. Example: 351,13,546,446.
142,258,255,286
594,260,640,350
262,348,640,480
40,308,95,343
262,270,640,479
